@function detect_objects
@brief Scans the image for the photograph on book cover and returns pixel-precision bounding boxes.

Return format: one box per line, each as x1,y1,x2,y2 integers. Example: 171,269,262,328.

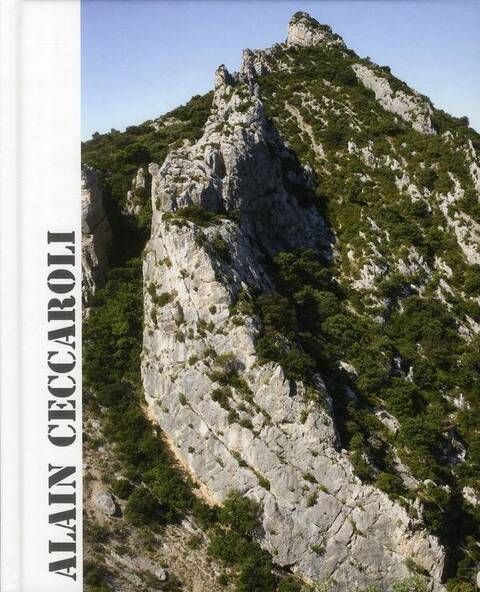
80,2,480,591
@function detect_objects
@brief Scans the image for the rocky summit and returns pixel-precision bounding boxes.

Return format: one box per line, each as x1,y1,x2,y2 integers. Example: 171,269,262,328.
82,12,480,592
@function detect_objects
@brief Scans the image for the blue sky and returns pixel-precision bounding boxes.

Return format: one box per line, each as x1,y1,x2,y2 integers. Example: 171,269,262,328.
82,0,480,139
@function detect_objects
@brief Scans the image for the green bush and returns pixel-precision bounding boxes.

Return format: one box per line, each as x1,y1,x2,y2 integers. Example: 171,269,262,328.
154,291,173,307
375,472,404,497
463,265,480,295
111,478,134,500
236,556,278,592
277,576,304,592
124,486,159,525
210,236,231,263
84,562,111,592
219,492,261,536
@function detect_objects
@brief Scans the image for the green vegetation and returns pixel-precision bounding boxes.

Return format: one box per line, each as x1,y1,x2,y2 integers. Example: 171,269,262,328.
110,478,134,500
252,243,479,584
208,493,282,592
252,38,480,589
83,245,302,592
82,92,214,237
84,562,111,592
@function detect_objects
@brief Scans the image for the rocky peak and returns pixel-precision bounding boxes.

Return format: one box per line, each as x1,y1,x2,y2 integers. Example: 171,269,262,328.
286,11,345,48
149,59,330,258
214,64,236,90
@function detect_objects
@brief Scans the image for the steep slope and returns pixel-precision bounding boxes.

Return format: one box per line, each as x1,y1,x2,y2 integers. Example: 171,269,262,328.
83,11,480,592
142,64,445,590
250,20,480,578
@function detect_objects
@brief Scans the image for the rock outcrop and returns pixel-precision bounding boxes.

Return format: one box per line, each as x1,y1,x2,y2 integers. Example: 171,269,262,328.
81,165,111,309
94,491,117,516
148,66,331,259
352,64,435,134
125,167,146,217
142,58,445,591
286,11,345,48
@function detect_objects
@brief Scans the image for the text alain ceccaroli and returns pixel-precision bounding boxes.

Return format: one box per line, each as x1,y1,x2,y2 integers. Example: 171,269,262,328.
47,231,79,582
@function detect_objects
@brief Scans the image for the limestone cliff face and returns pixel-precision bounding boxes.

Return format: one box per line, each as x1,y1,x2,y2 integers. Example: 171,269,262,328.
81,165,111,310
125,167,146,217
141,47,446,592
287,11,346,48
352,64,435,134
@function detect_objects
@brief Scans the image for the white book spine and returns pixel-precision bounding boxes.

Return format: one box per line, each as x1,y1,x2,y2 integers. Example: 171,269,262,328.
1,1,82,590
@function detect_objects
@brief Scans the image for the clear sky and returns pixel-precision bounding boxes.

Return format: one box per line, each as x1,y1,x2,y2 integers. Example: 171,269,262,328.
81,0,480,140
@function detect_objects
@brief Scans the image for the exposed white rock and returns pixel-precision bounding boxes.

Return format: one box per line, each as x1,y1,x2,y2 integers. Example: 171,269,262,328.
286,12,345,48
396,247,431,279
155,567,168,582
347,140,381,169
125,167,146,217
81,166,111,310
339,361,358,377
465,140,480,192
434,257,454,278
463,486,480,508
94,491,116,516
352,259,387,291
142,63,446,592
437,176,480,265
148,67,330,258
285,102,326,160
392,450,420,491
375,410,400,434
151,115,183,131
395,171,424,202
451,393,470,411
444,427,466,465
352,64,435,134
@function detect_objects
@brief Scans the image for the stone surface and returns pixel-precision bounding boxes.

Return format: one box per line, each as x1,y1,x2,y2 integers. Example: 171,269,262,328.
81,165,112,310
142,58,446,591
352,64,435,134
155,567,168,582
125,167,146,216
94,491,116,516
286,12,345,48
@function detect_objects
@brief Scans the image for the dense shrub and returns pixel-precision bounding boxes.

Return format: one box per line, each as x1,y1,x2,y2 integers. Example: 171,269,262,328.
124,487,160,525
84,562,111,592
111,478,134,500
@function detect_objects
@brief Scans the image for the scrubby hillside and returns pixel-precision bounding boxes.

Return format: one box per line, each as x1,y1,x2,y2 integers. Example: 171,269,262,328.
82,12,480,592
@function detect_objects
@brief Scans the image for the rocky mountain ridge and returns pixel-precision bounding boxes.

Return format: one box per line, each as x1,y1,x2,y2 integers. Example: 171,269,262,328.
82,11,480,592
142,38,445,592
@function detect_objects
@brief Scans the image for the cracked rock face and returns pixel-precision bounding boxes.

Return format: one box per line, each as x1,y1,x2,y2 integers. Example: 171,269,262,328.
352,64,435,134
125,167,146,217
94,491,117,516
149,68,331,259
142,64,445,591
287,12,345,48
81,165,111,310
